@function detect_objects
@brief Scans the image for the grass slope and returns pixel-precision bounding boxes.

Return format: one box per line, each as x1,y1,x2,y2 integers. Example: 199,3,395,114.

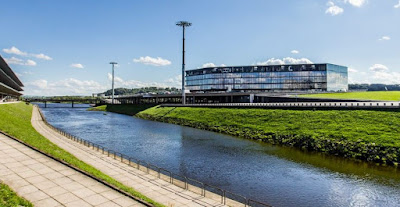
137,106,400,166
88,104,155,115
0,103,163,207
0,182,32,207
299,91,400,101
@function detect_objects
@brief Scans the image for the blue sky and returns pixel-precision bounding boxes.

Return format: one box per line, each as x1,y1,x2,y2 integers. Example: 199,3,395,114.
1,0,399,96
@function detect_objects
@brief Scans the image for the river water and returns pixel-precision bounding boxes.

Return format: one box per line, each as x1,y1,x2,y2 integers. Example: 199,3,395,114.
38,103,400,207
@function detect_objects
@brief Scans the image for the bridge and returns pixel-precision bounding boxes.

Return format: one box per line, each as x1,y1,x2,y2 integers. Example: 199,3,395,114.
24,98,104,108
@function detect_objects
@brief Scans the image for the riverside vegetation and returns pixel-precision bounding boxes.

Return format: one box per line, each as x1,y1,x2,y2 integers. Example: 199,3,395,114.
132,106,400,166
0,103,163,207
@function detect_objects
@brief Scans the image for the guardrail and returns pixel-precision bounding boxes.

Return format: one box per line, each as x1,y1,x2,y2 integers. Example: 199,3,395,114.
161,101,400,109
36,106,271,207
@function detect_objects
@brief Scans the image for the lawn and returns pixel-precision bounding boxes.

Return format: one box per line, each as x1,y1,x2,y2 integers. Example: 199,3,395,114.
88,104,155,115
298,91,400,101
137,106,400,165
0,182,32,207
0,103,163,207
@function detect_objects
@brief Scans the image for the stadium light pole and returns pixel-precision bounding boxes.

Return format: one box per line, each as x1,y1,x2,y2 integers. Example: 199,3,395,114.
176,21,192,105
109,62,118,104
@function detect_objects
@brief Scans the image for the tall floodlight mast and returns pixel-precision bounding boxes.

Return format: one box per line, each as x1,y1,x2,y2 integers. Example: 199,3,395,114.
176,21,192,104
109,62,118,104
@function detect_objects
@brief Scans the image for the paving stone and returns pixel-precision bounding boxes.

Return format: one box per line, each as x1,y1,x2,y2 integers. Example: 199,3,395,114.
62,182,85,191
71,187,97,199
84,194,109,205
17,185,39,194
35,180,58,190
42,186,69,197
24,190,49,202
97,201,122,207
34,197,61,207
53,192,80,204
64,199,92,207
25,175,48,184
101,190,124,200
112,196,138,207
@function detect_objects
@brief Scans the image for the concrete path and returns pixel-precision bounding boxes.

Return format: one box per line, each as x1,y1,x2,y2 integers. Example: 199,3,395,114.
0,101,20,104
32,106,242,207
0,133,145,207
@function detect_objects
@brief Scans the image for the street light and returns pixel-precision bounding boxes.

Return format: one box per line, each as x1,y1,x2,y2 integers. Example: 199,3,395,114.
109,62,118,104
176,21,192,104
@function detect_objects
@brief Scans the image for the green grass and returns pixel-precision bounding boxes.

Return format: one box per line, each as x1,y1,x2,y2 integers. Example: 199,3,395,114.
0,103,163,207
137,106,400,165
88,104,155,115
0,182,32,207
298,91,400,101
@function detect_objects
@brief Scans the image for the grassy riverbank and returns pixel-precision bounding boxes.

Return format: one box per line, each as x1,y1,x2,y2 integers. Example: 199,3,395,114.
0,103,163,207
298,91,400,101
0,182,32,207
88,104,155,115
133,106,400,166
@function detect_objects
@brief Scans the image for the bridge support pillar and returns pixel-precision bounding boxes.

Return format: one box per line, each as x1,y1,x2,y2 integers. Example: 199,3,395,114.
44,101,47,108
72,101,74,108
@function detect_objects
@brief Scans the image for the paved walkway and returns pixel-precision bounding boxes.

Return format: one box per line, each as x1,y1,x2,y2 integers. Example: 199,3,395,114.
32,106,242,207
0,133,145,207
0,101,20,104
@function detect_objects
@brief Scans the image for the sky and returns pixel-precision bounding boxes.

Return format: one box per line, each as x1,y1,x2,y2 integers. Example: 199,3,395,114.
1,0,399,96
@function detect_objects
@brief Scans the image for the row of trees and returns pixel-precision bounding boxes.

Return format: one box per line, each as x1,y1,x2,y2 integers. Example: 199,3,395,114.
349,84,400,91
102,87,181,96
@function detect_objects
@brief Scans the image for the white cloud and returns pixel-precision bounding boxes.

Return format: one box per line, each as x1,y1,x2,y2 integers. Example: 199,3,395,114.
26,79,48,89
2,46,52,60
107,72,182,89
345,0,366,7
372,71,400,84
133,56,171,66
326,2,344,16
379,36,391,41
25,78,108,96
33,53,52,60
220,64,227,67
395,0,400,8
4,57,37,66
70,63,84,69
257,57,313,65
26,60,37,66
369,64,388,72
348,68,358,73
291,50,299,54
3,46,27,56
202,63,216,68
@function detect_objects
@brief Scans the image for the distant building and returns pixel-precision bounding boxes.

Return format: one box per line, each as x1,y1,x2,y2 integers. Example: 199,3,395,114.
0,55,24,102
186,63,348,93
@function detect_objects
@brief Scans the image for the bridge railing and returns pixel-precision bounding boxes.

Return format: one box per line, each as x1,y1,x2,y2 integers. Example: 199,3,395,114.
36,106,271,207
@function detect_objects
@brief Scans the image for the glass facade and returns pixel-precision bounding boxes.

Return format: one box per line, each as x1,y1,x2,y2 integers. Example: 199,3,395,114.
186,64,348,92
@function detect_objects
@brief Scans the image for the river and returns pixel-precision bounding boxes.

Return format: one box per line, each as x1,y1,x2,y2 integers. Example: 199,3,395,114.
38,103,400,207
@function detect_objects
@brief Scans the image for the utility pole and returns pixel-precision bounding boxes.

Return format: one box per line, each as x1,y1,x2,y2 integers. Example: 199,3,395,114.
109,62,118,104
176,21,192,104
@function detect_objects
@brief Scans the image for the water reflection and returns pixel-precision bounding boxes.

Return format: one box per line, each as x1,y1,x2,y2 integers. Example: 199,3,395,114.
38,103,400,207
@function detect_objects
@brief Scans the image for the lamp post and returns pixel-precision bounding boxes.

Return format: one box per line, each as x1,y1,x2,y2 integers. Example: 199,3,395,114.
176,21,192,105
109,62,118,104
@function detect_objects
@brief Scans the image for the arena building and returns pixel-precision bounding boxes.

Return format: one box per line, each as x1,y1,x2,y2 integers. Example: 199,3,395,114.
186,63,348,93
0,55,24,102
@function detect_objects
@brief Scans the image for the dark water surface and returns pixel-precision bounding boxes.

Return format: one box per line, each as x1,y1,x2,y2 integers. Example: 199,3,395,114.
38,103,400,207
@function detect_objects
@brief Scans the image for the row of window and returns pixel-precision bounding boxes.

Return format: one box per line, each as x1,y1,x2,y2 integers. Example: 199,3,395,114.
186,71,327,80
186,64,333,76
187,83,327,90
187,77,327,86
